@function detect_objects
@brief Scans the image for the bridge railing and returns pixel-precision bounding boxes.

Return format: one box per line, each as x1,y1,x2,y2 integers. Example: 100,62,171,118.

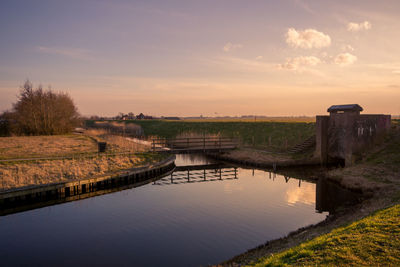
153,166,238,185
151,137,239,152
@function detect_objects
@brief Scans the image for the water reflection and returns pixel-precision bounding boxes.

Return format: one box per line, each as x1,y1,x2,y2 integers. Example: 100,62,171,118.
0,154,360,267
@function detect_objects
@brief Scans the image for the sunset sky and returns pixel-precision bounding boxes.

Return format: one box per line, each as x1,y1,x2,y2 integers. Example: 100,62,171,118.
1,0,399,117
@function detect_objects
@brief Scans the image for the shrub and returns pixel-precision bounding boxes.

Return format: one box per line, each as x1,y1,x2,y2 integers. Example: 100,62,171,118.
5,80,80,135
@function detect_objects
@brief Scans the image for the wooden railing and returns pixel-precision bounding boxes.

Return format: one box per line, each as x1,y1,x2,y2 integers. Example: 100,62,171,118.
151,137,238,152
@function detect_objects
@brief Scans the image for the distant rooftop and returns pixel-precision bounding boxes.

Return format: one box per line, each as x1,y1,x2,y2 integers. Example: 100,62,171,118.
327,104,363,113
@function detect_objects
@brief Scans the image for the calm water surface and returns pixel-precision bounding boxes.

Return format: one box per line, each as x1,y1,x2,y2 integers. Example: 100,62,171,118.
0,155,331,266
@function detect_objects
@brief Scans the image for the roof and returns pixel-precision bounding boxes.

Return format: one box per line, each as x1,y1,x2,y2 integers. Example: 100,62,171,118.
327,104,363,113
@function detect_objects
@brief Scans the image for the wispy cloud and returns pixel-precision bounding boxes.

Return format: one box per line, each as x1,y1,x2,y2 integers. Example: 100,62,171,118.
286,28,331,49
347,21,371,32
334,53,357,66
223,42,243,52
278,56,321,71
210,56,275,72
36,46,93,60
293,0,315,15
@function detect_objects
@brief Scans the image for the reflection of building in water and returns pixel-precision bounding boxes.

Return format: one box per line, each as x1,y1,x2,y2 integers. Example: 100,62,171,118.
316,178,361,213
153,164,238,186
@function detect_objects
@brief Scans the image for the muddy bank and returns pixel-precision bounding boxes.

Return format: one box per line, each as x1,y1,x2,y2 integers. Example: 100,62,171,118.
221,189,398,266
218,128,400,266
209,149,319,169
210,149,391,196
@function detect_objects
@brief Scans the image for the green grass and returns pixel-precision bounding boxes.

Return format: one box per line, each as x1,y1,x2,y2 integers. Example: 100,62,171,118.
253,204,400,266
366,128,400,167
114,120,315,151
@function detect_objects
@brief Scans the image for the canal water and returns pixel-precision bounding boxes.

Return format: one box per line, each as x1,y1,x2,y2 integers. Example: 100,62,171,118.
0,155,357,266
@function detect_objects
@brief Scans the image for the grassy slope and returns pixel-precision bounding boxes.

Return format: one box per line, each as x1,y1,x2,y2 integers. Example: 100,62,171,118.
124,120,315,151
254,204,400,266
249,125,400,266
326,125,400,193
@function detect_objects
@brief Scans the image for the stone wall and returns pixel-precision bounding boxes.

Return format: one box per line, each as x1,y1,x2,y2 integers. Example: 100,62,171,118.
316,111,391,166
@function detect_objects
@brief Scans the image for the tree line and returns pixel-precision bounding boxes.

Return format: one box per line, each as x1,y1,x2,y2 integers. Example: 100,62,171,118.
0,80,80,136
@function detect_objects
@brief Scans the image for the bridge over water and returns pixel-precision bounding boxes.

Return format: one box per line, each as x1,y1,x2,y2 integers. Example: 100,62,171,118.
151,137,238,154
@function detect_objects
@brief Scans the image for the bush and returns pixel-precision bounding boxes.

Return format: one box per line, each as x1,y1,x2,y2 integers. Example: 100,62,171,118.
4,80,80,135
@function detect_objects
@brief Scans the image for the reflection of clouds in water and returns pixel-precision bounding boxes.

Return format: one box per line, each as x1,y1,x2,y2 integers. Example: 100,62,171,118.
286,182,315,206
174,154,215,166
223,182,243,194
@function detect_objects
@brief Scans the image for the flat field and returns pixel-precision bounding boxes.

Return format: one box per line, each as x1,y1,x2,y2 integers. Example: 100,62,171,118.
0,135,97,160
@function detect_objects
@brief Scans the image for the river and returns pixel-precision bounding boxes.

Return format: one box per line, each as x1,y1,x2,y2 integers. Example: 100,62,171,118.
0,154,358,266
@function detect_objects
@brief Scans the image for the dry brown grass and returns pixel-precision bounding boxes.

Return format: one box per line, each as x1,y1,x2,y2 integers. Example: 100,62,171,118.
0,132,163,190
0,154,150,190
0,135,97,159
84,129,149,152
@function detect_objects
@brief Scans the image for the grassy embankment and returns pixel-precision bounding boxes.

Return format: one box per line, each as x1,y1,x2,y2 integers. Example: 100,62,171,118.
115,120,316,152
0,133,164,190
235,123,400,266
254,204,400,266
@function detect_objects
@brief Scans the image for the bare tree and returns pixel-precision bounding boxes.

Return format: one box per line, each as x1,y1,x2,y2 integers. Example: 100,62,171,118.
10,80,80,135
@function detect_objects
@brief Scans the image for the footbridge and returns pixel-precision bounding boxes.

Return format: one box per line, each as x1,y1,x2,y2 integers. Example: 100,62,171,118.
151,137,238,154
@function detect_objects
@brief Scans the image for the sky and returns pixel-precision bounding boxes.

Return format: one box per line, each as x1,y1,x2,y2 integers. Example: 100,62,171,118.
0,0,400,117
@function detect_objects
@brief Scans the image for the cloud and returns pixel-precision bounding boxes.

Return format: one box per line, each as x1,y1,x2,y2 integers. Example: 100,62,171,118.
36,46,92,60
347,21,371,32
342,44,355,51
392,70,400,75
286,28,331,49
255,56,263,60
223,42,243,52
278,56,321,71
334,53,357,66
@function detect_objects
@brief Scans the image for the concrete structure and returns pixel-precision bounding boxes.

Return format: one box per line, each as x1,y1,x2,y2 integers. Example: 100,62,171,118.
316,104,391,166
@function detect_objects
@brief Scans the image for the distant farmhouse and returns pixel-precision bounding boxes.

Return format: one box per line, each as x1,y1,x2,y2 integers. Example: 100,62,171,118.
136,113,153,120
162,116,181,120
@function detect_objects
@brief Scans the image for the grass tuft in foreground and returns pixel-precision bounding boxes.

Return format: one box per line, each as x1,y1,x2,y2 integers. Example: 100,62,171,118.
254,204,400,266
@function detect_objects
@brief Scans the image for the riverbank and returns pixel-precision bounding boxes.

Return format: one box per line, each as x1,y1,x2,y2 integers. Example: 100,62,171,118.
0,133,163,191
209,149,318,168
251,203,400,266
221,126,400,266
